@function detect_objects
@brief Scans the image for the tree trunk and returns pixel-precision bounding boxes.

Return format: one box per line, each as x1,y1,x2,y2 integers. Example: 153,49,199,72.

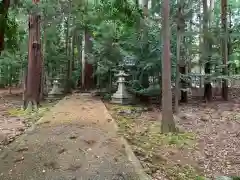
203,0,212,102
228,4,232,74
142,0,149,18
81,30,86,88
187,21,193,74
175,1,183,113
0,0,10,53
198,4,203,88
40,19,47,100
177,2,187,103
8,65,12,94
76,33,82,87
175,32,181,113
82,31,94,90
221,0,228,100
65,33,74,92
64,9,70,79
161,0,176,133
25,1,42,110
72,31,76,75
139,0,149,90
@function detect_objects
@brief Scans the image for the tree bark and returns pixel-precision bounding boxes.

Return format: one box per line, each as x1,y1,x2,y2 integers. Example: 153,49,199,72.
25,1,42,110
161,0,176,133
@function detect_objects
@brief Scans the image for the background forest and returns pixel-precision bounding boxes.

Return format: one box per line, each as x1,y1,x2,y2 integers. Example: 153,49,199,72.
1,0,239,96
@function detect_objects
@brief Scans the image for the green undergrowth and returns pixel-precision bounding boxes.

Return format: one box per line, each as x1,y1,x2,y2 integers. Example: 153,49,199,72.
165,165,205,180
236,113,240,122
109,104,203,180
8,101,57,123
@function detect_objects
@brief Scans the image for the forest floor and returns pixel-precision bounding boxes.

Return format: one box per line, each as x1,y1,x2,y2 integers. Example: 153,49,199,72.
106,89,240,180
0,93,141,180
0,88,239,180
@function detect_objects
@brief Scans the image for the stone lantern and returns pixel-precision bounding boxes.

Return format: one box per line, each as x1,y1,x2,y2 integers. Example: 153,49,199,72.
47,78,63,100
111,70,133,104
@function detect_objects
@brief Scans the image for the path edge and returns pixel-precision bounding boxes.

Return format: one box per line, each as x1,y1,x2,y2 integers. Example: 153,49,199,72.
102,101,152,180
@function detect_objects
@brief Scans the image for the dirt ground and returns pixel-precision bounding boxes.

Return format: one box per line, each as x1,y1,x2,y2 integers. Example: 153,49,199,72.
0,90,26,149
0,89,55,150
0,93,140,180
107,90,240,180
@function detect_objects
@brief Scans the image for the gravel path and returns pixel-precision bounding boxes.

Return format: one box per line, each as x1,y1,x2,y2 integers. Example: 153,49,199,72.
0,93,140,180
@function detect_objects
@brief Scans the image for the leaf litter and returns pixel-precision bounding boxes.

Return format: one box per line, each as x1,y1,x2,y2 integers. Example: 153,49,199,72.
106,89,240,180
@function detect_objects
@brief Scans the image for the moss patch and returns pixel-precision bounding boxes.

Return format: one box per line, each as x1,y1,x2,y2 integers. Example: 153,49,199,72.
8,101,56,123
8,107,49,122
107,104,202,180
